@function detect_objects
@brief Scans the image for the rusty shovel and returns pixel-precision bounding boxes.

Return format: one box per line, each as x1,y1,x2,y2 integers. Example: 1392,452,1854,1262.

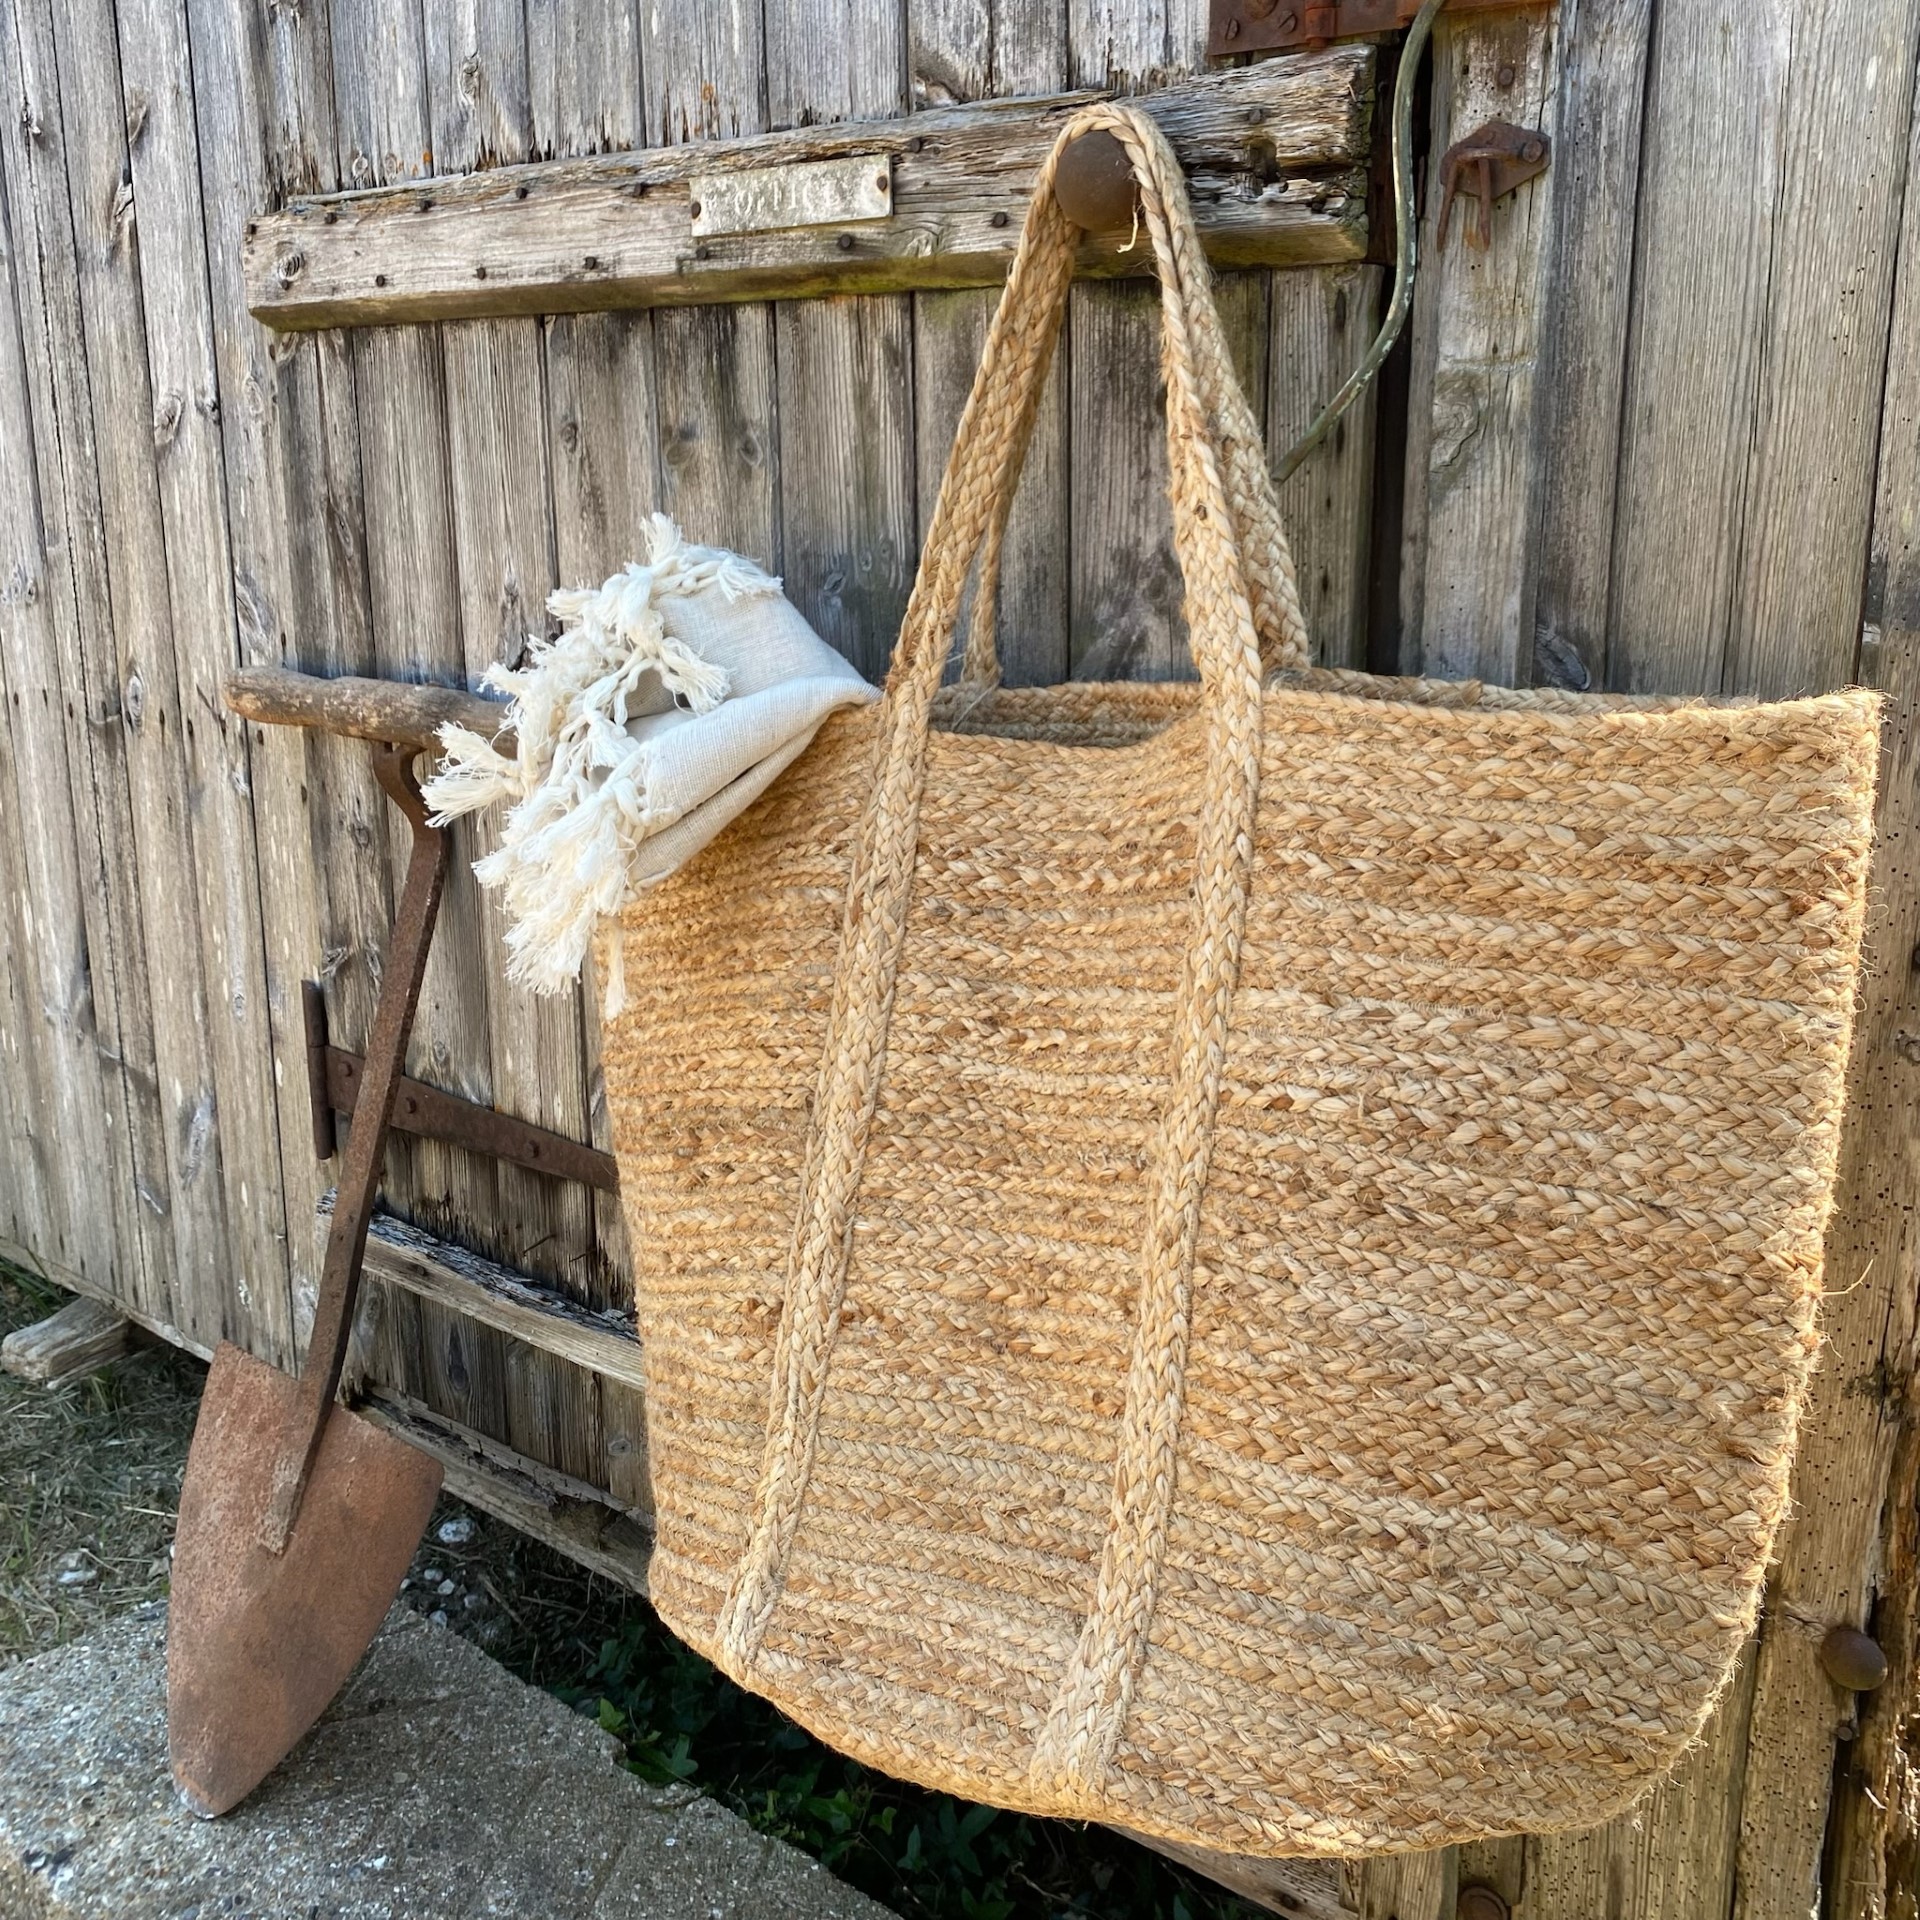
168,742,449,1816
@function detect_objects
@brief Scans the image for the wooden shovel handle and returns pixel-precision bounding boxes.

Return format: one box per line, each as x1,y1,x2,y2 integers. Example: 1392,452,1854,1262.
224,664,516,757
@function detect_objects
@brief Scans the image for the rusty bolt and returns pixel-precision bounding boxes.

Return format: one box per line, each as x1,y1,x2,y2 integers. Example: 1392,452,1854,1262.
1224,15,1241,38
689,199,702,218
1458,1888,1510,1920
875,172,889,191
837,232,856,251
1821,1625,1889,1692
990,209,1010,229
908,135,926,154
1495,61,1517,88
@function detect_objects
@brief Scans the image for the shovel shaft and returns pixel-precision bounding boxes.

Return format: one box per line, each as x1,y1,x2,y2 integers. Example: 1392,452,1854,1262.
258,743,449,1553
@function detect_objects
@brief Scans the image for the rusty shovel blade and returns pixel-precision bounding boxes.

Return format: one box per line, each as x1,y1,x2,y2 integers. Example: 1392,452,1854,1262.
167,1341,442,1818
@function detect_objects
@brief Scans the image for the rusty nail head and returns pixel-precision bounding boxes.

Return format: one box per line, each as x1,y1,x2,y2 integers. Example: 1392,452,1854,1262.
837,232,855,250
875,172,889,190
1224,13,1241,35
689,198,702,216
1458,1888,1510,1920
908,135,926,153
1522,136,1545,162
1496,61,1517,87
1821,1624,1889,1691
990,209,1010,228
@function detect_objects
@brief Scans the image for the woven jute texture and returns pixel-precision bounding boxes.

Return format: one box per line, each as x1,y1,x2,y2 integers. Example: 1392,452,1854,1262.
601,107,1883,1857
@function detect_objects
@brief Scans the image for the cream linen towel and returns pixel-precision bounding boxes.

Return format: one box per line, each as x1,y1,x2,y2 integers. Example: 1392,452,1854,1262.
421,516,876,1012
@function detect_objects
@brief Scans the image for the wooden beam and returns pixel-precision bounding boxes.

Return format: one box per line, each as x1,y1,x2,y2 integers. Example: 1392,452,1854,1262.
243,51,1375,332
355,1209,645,1395
0,1295,131,1385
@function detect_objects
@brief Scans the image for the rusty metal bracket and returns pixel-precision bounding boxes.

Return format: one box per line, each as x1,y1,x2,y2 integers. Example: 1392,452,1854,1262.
302,979,617,1194
1435,118,1550,248
1207,0,1537,56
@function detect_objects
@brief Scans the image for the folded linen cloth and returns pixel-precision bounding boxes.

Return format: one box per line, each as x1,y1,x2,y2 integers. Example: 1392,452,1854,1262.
421,515,876,1013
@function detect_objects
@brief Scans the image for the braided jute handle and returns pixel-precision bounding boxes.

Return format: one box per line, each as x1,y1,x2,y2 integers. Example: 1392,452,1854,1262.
953,114,1313,688
718,113,1283,1795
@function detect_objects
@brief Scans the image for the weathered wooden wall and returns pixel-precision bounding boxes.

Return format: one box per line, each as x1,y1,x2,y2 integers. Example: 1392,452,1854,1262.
2,0,1918,1914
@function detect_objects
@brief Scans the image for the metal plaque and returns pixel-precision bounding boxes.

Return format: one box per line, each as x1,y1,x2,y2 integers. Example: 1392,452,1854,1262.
689,153,893,238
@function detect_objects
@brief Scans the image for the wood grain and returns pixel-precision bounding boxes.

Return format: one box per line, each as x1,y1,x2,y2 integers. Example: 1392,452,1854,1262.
1398,9,1560,685
1526,0,1653,691
109,0,299,1363
0,0,175,1325
0,1295,131,1385
909,0,1069,688
1268,260,1380,668
244,53,1375,330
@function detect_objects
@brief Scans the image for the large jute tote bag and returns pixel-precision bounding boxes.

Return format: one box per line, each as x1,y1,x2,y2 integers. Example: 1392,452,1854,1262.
599,104,1882,1857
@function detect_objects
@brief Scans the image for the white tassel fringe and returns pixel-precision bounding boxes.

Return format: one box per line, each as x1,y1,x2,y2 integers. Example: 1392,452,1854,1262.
420,514,781,996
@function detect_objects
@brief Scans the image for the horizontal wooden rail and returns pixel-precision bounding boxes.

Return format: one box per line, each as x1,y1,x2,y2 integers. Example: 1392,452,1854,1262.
225,665,512,755
245,50,1374,331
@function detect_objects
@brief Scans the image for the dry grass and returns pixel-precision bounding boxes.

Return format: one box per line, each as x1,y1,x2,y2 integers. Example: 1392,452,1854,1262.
0,1260,203,1668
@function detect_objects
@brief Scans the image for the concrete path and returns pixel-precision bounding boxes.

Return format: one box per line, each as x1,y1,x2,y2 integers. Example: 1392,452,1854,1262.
0,1602,893,1920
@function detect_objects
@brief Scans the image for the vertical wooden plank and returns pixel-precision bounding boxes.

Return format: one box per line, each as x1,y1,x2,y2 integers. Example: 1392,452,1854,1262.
429,0,604,1488
772,294,917,678
1602,4,1788,697
1527,0,1654,690
536,0,652,1315
1725,13,1920,1912
644,6,782,568
1067,1,1174,682
0,0,172,1314
326,0,512,1438
764,2,915,679
180,0,347,1363
1397,10,1560,685
1347,1847,1455,1920
102,0,307,1362
909,0,1068,687
1268,261,1381,669
1722,3,1920,701
1823,109,1920,1906
655,304,782,566
44,0,238,1344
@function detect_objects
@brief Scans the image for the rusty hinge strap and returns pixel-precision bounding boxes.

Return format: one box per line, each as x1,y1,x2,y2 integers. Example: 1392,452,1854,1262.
1208,0,1537,57
303,979,619,1193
